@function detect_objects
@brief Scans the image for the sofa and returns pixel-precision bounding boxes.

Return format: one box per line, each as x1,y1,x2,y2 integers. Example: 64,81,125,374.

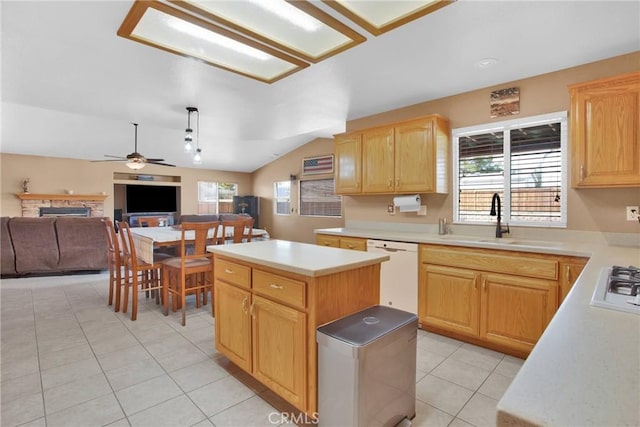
1,217,108,277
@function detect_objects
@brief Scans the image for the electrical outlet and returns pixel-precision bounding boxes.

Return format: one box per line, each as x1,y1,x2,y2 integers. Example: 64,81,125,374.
417,205,427,216
387,204,395,215
626,206,639,221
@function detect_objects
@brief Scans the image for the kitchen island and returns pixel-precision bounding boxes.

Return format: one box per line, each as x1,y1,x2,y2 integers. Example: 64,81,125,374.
207,239,390,415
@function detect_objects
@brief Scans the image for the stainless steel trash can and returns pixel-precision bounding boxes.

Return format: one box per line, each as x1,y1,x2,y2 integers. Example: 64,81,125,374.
317,305,418,427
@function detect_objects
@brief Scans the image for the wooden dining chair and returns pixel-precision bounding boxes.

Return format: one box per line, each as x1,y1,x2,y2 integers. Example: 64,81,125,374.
221,217,254,244
161,221,219,326
117,221,170,320
102,218,124,311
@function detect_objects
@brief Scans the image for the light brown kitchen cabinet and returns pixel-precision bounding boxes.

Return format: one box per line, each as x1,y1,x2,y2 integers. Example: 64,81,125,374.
334,115,449,195
213,253,381,415
334,132,362,194
419,264,480,336
316,234,366,251
569,71,640,188
480,273,557,354
419,244,563,357
558,258,588,304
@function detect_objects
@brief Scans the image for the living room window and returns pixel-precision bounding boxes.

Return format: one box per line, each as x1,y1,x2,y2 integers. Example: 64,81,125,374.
453,112,567,227
299,178,341,217
197,182,238,214
274,180,291,215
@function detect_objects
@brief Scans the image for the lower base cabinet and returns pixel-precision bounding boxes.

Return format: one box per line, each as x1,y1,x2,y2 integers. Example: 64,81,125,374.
419,244,582,357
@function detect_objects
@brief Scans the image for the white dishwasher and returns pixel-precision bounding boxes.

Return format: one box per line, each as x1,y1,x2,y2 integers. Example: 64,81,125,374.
367,239,418,314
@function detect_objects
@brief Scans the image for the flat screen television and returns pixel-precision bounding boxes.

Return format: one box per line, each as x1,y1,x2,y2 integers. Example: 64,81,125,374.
126,185,177,213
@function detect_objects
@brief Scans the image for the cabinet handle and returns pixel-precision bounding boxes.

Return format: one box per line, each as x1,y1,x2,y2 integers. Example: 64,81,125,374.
347,244,354,249
565,265,571,284
324,243,331,246
270,283,284,290
388,179,392,187
474,276,478,290
396,179,400,187
224,268,234,274
482,277,487,291
580,165,585,181
242,296,248,314
249,302,255,318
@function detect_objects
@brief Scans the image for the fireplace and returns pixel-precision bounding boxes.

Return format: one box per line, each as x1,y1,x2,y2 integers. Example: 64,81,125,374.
39,207,91,217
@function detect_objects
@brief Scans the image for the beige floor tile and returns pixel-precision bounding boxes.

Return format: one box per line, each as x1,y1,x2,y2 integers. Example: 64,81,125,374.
209,395,280,427
449,417,475,427
431,358,491,391
16,416,47,427
115,374,183,416
494,355,524,378
128,394,207,427
97,344,152,371
478,372,512,400
416,349,446,374
0,355,40,382
104,417,132,427
188,376,256,417
191,419,215,427
104,358,165,391
450,343,504,371
90,332,139,356
36,333,88,354
169,358,230,392
458,393,499,426
41,357,102,390
129,322,177,344
1,340,38,364
415,374,474,416
417,332,464,358
46,393,125,427
38,342,95,371
154,344,209,372
1,371,42,404
143,333,193,358
43,372,112,414
0,391,45,427
412,399,454,427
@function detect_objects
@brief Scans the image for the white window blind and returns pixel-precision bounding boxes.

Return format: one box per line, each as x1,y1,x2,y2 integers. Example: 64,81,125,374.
299,178,341,217
274,181,291,215
454,112,567,227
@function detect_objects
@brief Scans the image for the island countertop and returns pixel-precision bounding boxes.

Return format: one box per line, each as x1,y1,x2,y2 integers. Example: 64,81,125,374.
207,239,389,277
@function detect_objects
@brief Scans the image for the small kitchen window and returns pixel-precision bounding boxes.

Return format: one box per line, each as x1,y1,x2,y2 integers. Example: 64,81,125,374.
300,178,341,217
453,112,567,227
274,180,291,215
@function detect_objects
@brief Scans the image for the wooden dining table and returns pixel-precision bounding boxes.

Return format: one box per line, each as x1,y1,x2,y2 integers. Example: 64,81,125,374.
130,225,269,264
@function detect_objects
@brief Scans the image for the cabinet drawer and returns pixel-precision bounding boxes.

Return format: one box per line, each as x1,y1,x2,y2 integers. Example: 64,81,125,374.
316,235,340,248
340,237,367,251
421,246,558,280
215,259,251,289
253,270,306,309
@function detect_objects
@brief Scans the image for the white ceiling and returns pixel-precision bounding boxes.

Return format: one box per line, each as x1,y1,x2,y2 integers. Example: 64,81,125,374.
1,1,639,173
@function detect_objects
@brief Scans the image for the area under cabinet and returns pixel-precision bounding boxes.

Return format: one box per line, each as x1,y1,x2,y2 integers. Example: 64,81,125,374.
210,241,387,416
419,244,586,357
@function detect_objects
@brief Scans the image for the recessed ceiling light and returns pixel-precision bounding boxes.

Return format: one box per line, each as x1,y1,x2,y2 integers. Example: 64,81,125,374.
475,58,499,69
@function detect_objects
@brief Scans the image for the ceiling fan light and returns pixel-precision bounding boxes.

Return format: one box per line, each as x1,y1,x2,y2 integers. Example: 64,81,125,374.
193,148,203,165
126,160,146,170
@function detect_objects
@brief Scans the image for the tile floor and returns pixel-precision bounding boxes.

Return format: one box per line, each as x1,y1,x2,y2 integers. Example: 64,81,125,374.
1,273,524,427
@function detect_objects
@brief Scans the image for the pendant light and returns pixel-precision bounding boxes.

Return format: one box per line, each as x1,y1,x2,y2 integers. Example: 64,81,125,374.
192,108,202,165
184,107,198,153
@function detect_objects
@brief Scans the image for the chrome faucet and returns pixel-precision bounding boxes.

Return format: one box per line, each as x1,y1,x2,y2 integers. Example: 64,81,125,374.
490,193,510,238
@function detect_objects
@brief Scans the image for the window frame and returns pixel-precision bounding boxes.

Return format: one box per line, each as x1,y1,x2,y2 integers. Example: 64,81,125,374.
452,111,568,228
298,177,342,218
197,181,238,214
274,180,291,216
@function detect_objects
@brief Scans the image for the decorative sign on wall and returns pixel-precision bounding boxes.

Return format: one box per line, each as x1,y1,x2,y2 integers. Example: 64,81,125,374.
490,87,520,118
302,155,334,175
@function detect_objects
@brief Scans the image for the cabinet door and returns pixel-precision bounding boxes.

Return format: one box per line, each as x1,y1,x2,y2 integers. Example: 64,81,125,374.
570,72,640,187
559,260,587,305
335,133,362,194
480,273,557,354
339,236,367,251
316,234,340,248
394,118,434,192
362,126,395,193
214,281,252,372
251,295,307,410
419,264,480,337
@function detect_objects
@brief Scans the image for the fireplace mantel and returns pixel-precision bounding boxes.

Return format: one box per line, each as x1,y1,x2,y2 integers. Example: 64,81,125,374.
16,193,108,201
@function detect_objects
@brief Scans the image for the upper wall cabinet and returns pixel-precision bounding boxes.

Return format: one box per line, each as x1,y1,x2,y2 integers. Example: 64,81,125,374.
334,115,450,195
569,72,640,188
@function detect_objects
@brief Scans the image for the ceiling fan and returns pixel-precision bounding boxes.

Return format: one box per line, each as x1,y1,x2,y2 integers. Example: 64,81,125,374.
94,123,175,169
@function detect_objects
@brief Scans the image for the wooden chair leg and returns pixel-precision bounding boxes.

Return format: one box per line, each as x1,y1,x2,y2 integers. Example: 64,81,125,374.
162,266,169,316
122,271,130,314
181,276,186,326
108,268,114,306
131,275,138,321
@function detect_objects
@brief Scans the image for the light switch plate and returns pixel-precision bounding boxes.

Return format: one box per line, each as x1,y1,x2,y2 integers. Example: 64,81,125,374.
417,205,427,216
626,206,639,221
387,204,395,215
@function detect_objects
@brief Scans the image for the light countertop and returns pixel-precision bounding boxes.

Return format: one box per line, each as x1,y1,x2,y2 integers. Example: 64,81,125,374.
315,226,640,426
207,239,389,277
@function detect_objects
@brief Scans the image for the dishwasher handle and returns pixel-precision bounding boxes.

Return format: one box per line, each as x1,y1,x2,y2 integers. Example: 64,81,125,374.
374,246,406,252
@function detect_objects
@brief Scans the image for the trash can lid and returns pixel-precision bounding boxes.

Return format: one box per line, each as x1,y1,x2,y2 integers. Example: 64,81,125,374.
317,305,417,346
